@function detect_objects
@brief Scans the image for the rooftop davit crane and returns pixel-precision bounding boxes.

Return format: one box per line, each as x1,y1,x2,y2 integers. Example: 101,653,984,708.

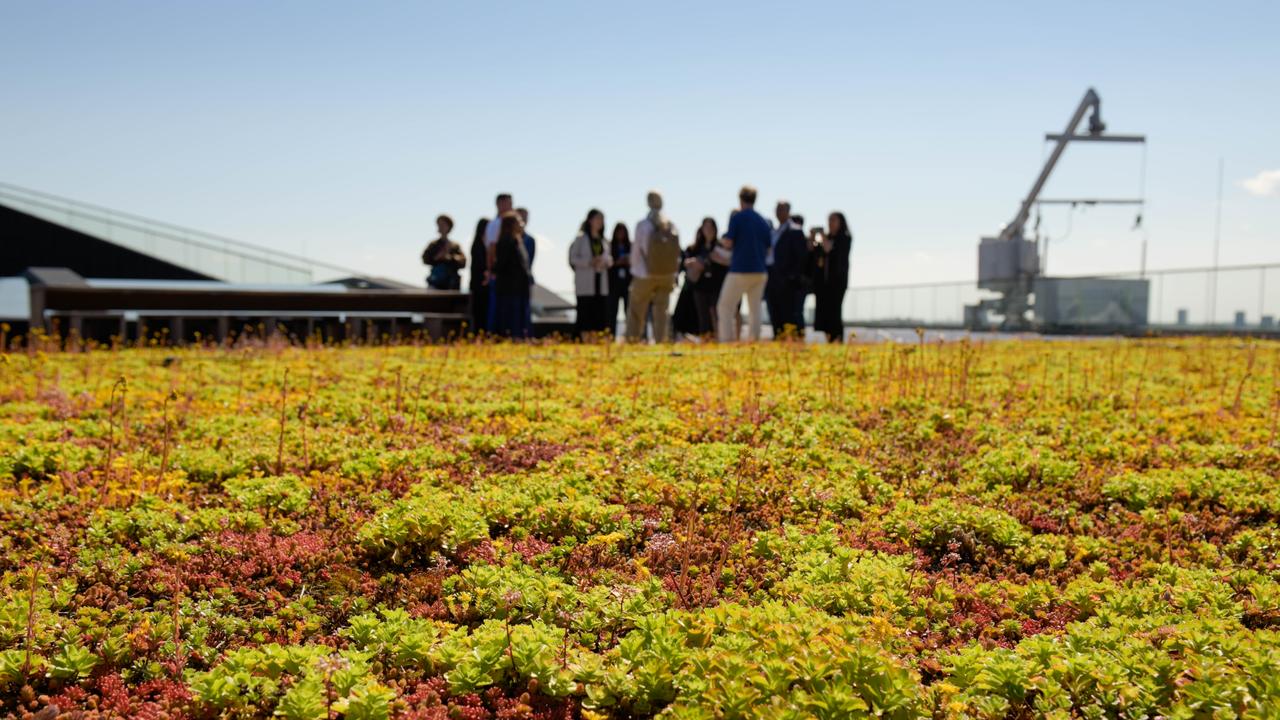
967,88,1147,331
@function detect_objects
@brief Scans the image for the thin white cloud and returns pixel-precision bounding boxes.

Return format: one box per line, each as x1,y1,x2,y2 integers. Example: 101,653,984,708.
1241,169,1280,197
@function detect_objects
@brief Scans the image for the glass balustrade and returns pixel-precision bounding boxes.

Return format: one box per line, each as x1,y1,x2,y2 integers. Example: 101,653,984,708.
0,182,367,285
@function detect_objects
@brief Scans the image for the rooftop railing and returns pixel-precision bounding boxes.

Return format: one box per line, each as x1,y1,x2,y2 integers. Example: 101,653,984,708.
1,182,371,285
843,263,1280,329
544,262,1279,331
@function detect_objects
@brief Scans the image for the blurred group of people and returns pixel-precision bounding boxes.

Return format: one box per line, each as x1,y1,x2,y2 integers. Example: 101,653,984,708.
421,194,538,338
421,186,851,342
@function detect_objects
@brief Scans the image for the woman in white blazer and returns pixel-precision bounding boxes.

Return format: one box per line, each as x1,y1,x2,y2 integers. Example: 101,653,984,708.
569,208,614,337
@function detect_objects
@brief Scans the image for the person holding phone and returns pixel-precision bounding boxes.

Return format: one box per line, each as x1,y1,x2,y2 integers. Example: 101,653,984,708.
811,212,853,342
687,217,727,337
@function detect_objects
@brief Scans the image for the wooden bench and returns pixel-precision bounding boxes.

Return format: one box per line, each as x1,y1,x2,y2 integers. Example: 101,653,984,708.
25,267,470,343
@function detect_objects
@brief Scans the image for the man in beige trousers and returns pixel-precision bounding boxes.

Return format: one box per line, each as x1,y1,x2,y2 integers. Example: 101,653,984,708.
626,191,680,343
716,185,771,342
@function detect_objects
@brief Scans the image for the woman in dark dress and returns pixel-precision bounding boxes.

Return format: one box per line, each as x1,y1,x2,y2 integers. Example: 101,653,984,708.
492,212,532,339
671,257,700,339
682,217,727,338
468,218,489,335
812,212,852,343
606,223,632,338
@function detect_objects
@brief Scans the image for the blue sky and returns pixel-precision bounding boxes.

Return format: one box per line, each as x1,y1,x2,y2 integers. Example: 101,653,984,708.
2,0,1277,301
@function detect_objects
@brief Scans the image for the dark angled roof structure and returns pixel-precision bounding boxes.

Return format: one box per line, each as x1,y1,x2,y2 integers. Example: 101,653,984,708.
0,181,349,284
0,203,214,281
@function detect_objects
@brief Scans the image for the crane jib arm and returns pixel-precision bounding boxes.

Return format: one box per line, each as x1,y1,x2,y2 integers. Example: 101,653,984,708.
999,88,1102,243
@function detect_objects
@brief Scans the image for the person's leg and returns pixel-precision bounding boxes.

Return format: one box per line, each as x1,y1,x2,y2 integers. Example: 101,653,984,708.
487,283,498,333
493,295,510,337
652,279,674,343
641,280,658,342
604,294,618,337
524,286,533,338
625,283,642,341
575,296,589,339
716,273,744,342
617,287,629,337
831,288,846,342
703,290,718,337
764,276,782,339
817,290,836,342
581,297,594,336
616,292,625,337
767,282,789,339
641,280,660,342
599,295,612,334
814,290,828,339
503,296,519,338
745,273,768,342
692,290,712,337
588,296,606,335
783,286,803,333
627,278,653,342
711,279,726,338
471,288,487,336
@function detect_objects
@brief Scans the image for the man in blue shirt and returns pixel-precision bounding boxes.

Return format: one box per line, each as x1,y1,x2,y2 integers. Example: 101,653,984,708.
716,185,772,341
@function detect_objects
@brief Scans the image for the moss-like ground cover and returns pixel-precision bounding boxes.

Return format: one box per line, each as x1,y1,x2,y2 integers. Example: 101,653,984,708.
1,338,1278,718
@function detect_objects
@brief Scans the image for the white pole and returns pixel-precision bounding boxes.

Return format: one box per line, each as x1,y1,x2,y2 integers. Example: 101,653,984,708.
1209,157,1224,324
1138,142,1148,277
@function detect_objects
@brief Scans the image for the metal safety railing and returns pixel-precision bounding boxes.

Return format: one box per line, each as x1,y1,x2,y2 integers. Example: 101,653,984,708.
843,263,1280,329
0,182,371,285
544,261,1280,331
